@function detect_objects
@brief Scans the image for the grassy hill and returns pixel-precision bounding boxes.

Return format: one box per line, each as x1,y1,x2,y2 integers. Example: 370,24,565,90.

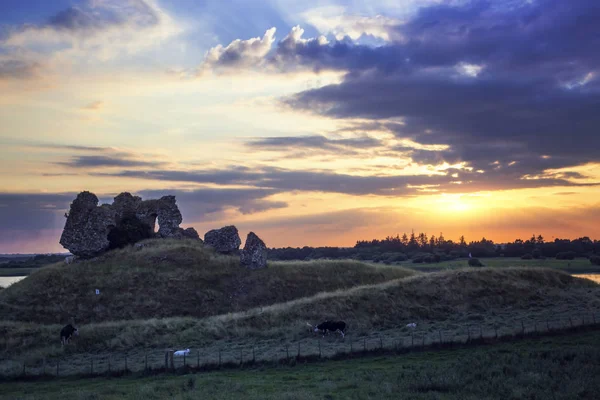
0,265,597,373
0,239,414,324
0,239,598,377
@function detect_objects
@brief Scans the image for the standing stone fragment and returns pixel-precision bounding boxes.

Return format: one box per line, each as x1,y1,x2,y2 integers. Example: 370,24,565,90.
240,232,267,269
204,226,241,254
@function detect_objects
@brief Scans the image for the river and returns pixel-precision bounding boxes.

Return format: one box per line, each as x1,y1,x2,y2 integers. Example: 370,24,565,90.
0,276,26,288
573,274,600,284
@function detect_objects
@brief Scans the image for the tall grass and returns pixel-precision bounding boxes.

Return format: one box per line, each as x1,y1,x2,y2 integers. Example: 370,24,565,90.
2,330,599,400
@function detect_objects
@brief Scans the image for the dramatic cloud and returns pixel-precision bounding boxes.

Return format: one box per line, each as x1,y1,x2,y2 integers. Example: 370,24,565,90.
274,0,600,184
200,27,277,73
104,165,597,197
0,59,40,80
0,193,74,231
57,155,163,168
246,134,382,156
0,187,287,252
301,7,403,41
0,0,184,76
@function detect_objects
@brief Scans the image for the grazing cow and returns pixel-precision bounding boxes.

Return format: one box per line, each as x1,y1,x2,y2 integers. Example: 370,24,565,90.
60,324,79,345
308,320,346,338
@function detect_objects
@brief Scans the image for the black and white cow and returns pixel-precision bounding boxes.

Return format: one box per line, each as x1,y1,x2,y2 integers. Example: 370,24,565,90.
308,320,347,338
60,324,79,345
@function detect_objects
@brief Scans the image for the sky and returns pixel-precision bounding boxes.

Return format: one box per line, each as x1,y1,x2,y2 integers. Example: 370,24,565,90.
1,0,599,253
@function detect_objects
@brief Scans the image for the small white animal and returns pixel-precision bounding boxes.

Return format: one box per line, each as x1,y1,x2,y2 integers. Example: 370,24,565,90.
406,323,417,329
173,348,190,356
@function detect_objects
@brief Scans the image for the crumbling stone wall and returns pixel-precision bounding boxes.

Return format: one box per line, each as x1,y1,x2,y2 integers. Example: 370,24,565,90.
60,191,194,258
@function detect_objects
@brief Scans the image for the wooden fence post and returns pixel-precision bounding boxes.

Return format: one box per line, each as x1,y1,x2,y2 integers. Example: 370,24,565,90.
145,353,148,371
218,349,222,367
521,320,525,335
90,358,94,375
438,330,443,344
569,317,573,328
43,358,46,375
108,357,111,373
297,343,300,359
56,359,60,377
468,326,471,341
125,355,128,372
494,326,498,338
363,338,366,352
197,351,200,368
546,320,550,331
479,325,483,339
286,344,289,361
422,336,425,347
319,339,322,358
22,363,25,377
379,337,383,349
350,340,353,353
239,349,243,366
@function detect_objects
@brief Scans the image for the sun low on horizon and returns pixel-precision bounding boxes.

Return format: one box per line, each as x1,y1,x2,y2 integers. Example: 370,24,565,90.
1,0,600,254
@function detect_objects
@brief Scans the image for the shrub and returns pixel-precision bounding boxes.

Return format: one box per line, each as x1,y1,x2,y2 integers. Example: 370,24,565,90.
590,255,600,266
532,249,542,259
468,258,483,267
521,253,533,260
449,250,460,259
412,253,435,263
556,251,576,260
389,253,408,262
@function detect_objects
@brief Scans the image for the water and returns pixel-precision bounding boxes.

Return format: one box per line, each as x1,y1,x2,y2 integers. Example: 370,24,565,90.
0,276,26,288
573,274,600,284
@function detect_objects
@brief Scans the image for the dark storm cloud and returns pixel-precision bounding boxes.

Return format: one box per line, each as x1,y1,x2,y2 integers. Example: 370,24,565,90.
58,155,164,168
46,0,159,34
280,0,600,183
104,165,596,197
246,135,382,155
0,60,40,80
0,193,74,231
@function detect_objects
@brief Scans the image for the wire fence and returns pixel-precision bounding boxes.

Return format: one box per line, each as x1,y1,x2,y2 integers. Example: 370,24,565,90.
1,312,599,382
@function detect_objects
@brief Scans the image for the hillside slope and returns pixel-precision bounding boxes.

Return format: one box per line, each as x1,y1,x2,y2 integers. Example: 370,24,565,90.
0,239,415,324
0,267,598,369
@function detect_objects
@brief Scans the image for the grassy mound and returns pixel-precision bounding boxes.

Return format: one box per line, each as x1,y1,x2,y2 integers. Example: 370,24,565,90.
0,239,414,324
1,267,597,367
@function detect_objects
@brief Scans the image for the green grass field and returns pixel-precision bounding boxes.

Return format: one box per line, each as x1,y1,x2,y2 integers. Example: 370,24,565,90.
403,257,599,273
2,329,598,400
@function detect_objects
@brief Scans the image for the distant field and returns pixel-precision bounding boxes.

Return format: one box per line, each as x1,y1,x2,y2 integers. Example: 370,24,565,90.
2,329,598,400
402,257,599,273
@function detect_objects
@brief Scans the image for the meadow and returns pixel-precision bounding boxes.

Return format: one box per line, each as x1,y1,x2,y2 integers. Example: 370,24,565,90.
406,256,599,273
2,329,598,400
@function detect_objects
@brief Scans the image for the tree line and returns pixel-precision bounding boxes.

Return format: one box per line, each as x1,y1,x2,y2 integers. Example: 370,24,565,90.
267,232,600,263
